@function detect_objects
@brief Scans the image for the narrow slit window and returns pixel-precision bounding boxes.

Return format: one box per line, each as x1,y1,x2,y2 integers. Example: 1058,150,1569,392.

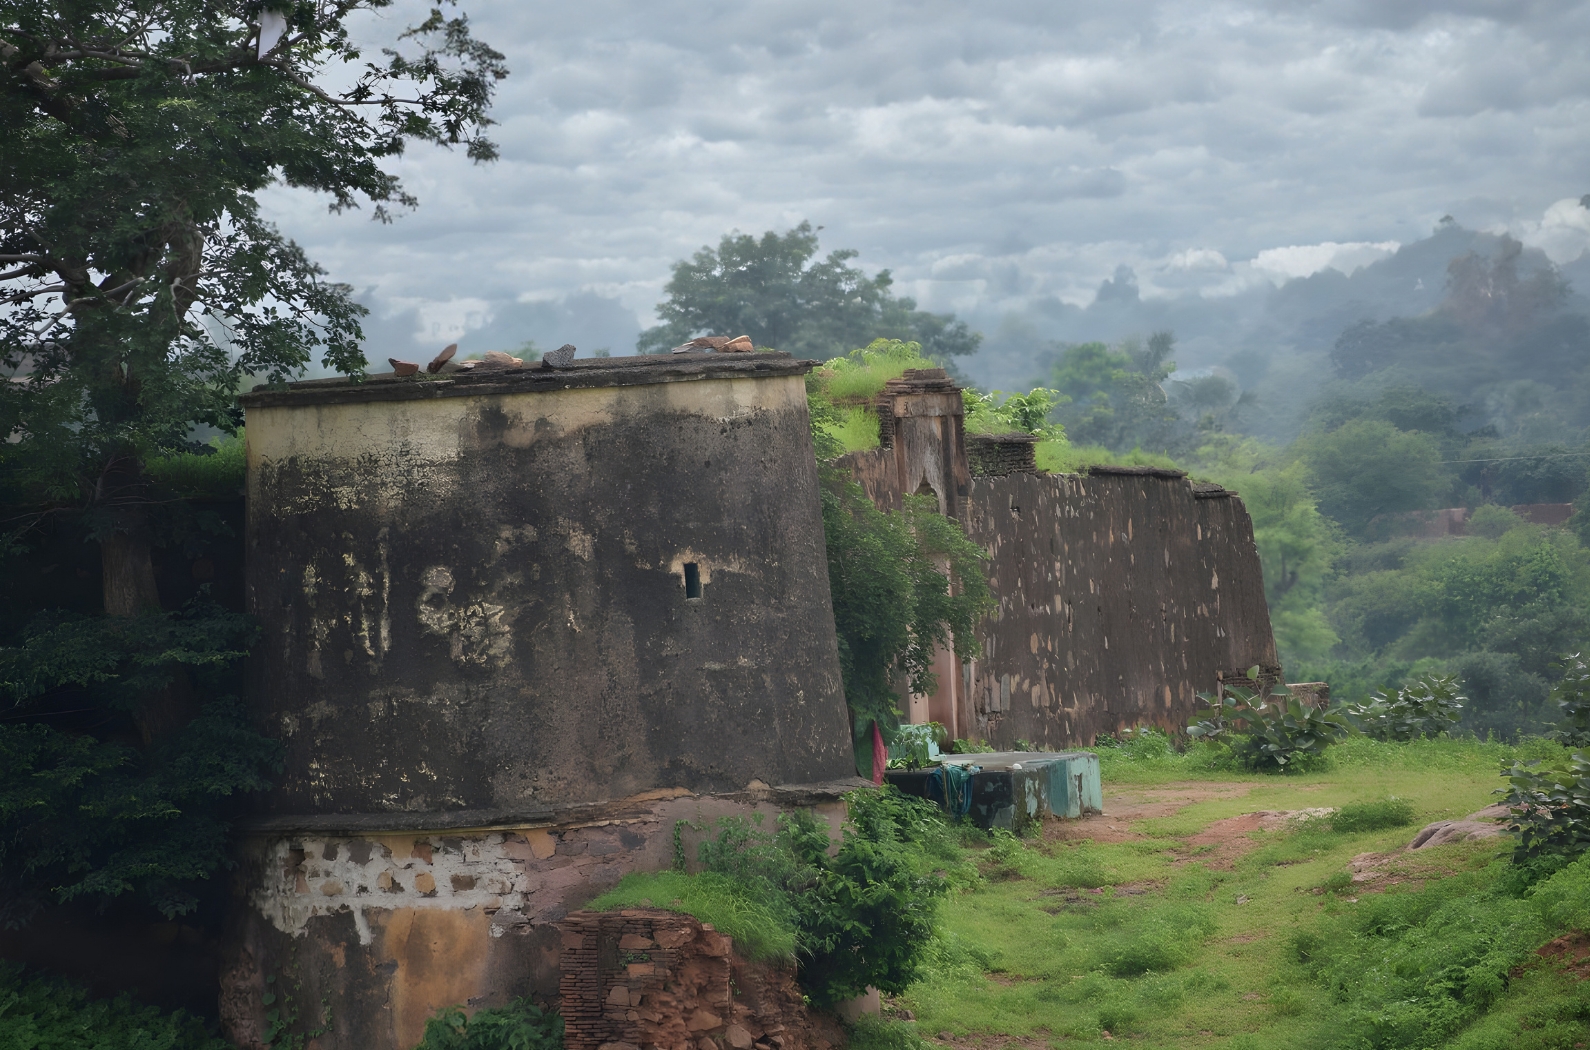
683,562,702,599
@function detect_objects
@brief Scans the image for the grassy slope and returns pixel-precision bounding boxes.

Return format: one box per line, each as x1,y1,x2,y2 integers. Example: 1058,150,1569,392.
901,738,1590,1048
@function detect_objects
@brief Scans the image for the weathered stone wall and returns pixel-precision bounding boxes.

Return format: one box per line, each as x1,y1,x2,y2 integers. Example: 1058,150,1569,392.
224,355,864,1047
558,910,843,1050
962,467,1279,746
240,354,854,818
964,434,1038,477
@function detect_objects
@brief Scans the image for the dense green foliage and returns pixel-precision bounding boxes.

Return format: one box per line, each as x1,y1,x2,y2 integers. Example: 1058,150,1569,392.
1,0,505,520
1547,651,1590,746
1498,749,1590,863
413,998,564,1050
819,479,992,771
1037,332,1183,452
590,788,970,1008
1348,672,1466,741
962,387,1067,440
0,602,275,922
637,223,980,359
1186,683,1351,772
0,962,229,1049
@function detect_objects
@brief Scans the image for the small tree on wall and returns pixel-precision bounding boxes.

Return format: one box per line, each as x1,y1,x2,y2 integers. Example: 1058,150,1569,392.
809,378,992,774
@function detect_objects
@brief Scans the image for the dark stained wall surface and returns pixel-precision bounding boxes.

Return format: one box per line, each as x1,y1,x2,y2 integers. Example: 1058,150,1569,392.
963,468,1279,747
241,354,855,819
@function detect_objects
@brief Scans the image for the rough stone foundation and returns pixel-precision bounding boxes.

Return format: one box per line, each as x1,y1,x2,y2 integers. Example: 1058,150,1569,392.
558,910,844,1050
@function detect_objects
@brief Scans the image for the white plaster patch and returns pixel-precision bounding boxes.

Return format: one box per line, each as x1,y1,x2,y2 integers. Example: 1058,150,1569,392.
251,833,530,947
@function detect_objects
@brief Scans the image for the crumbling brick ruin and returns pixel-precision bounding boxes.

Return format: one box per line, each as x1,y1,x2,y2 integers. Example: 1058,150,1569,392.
558,910,843,1050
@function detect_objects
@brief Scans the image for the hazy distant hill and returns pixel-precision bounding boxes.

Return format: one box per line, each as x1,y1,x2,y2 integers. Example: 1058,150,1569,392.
962,221,1589,444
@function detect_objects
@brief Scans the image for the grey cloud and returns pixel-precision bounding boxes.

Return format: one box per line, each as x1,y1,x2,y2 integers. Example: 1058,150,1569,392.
260,0,1590,365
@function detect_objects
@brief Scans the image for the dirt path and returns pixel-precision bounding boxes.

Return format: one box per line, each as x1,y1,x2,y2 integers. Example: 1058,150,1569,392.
1042,781,1253,845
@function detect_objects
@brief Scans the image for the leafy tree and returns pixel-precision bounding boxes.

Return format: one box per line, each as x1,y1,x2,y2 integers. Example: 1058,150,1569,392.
1,0,506,616
0,0,505,918
637,222,981,360
1043,332,1182,452
1229,464,1339,664
1294,420,1449,536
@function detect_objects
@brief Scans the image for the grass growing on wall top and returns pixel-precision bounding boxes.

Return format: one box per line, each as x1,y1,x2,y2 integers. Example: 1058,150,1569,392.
1036,440,1183,475
585,870,798,962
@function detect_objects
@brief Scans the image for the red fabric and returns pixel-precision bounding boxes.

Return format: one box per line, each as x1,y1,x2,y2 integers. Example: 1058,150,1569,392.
871,721,887,786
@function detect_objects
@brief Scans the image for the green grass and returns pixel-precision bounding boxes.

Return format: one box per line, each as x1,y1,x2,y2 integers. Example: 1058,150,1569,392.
823,405,882,452
585,870,796,962
896,737,1590,1048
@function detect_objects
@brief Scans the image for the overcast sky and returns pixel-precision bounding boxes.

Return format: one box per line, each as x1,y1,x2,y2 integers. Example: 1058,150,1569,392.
259,0,1590,359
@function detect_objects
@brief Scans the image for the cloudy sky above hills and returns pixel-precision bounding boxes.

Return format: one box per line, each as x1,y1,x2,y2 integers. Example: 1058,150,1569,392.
260,0,1590,358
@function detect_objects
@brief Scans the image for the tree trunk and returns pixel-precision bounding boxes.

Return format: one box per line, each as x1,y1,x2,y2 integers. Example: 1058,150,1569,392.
102,522,198,742
101,529,162,616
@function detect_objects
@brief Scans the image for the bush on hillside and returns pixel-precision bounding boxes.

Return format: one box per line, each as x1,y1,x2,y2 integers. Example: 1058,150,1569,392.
1187,682,1351,772
1348,672,1465,741
1498,749,1590,863
1548,651,1590,747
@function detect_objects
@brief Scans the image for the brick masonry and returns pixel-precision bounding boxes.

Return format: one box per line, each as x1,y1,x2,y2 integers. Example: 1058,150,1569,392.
559,910,844,1050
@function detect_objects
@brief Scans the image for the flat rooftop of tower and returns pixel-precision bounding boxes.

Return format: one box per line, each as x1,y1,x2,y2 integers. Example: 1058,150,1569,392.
240,351,814,409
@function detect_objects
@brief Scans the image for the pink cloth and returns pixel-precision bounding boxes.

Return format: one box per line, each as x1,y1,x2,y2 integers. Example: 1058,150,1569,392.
871,721,887,786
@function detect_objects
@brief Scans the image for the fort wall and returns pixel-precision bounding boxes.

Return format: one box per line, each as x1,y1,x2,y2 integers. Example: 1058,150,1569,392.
223,355,861,1046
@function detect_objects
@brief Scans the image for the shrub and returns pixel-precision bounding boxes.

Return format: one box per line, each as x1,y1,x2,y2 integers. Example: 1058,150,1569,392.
1548,652,1590,747
1187,683,1351,771
1329,797,1417,833
1497,750,1590,863
414,998,564,1050
1348,672,1465,741
590,788,964,1008
0,962,229,1049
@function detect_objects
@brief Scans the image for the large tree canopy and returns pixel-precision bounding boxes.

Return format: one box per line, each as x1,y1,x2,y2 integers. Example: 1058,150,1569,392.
637,221,982,360
2,0,506,610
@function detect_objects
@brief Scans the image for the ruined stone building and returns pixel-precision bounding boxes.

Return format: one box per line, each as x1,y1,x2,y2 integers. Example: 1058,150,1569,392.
215,353,1277,1047
839,368,1279,745
222,355,862,1047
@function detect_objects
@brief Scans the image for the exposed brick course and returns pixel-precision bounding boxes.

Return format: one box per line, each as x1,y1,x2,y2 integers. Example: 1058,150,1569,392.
559,910,843,1050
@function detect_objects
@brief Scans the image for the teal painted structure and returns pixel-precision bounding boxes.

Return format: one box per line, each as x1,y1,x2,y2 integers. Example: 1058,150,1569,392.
938,751,1103,830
